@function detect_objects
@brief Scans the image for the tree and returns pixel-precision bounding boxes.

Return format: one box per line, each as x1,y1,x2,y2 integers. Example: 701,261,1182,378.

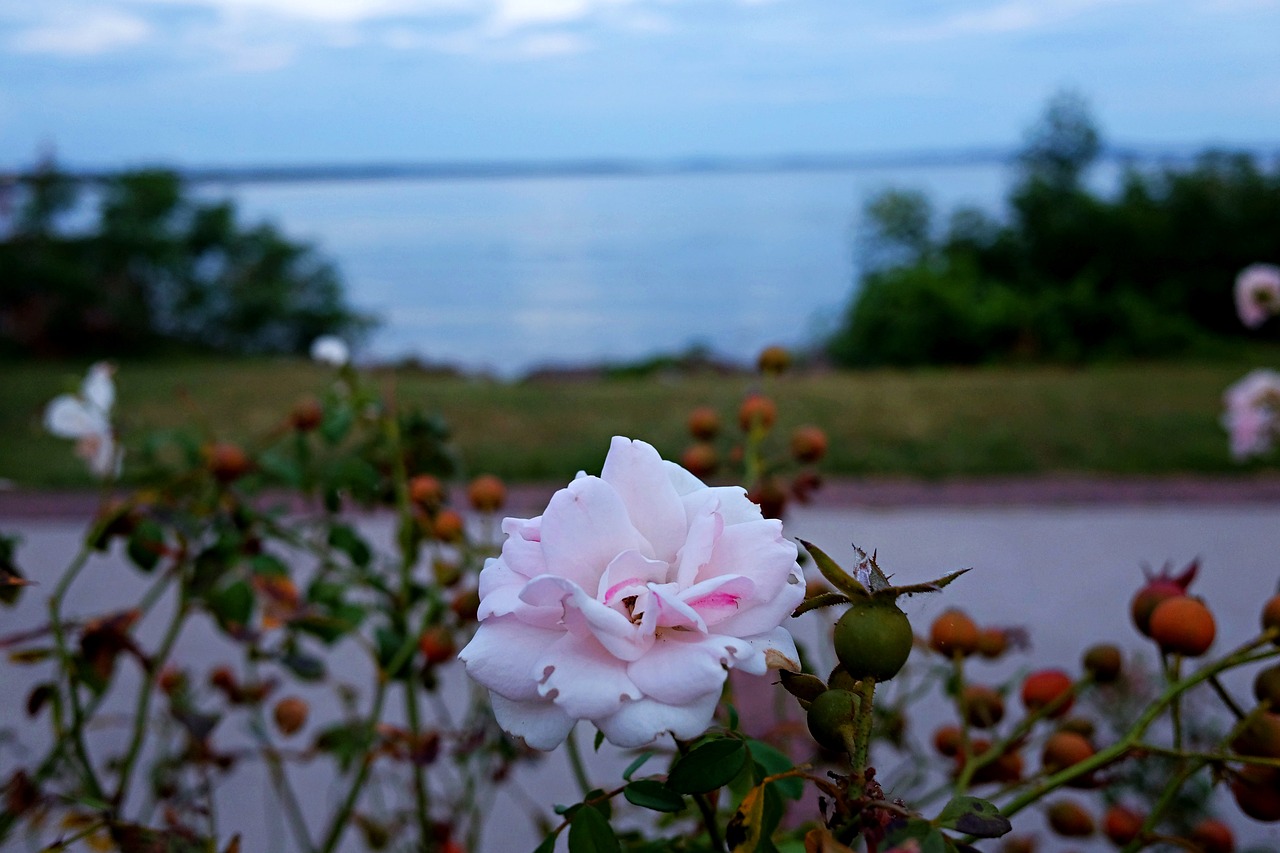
0,162,373,358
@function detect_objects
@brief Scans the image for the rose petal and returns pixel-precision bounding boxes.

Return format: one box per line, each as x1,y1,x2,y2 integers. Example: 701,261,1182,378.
540,476,648,589
535,633,642,719
497,516,547,580
699,519,797,600
522,575,651,661
601,437,690,563
459,618,563,702
596,690,722,748
476,561,562,628
490,693,575,751
713,567,804,638
673,504,723,589
597,549,670,603
725,626,801,676
627,635,732,705
679,574,756,627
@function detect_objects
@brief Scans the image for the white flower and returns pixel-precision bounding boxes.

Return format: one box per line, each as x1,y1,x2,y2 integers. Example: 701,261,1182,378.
44,362,122,479
1223,369,1280,460
1235,264,1280,329
310,335,349,366
460,437,803,750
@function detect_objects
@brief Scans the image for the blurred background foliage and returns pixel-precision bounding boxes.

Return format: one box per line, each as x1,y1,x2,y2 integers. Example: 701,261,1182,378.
0,166,373,359
828,92,1280,367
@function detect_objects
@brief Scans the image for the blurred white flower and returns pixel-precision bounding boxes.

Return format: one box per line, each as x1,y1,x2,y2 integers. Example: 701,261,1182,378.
1223,368,1280,460
1234,263,1280,329
310,335,350,366
44,361,122,479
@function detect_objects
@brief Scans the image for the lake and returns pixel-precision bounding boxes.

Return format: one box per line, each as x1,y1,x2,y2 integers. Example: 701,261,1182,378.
218,162,1043,376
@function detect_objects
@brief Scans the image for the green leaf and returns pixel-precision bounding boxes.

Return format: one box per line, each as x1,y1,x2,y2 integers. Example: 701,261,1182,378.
567,802,619,853
791,592,852,617
886,819,949,853
328,525,371,568
797,540,869,598
250,554,290,577
747,740,803,800
374,626,411,678
623,780,685,813
584,790,612,821
936,796,1011,839
313,721,375,773
280,650,326,682
127,519,165,572
319,406,354,445
594,729,605,752
622,751,654,781
209,580,253,630
532,832,558,853
667,738,748,794
190,546,234,596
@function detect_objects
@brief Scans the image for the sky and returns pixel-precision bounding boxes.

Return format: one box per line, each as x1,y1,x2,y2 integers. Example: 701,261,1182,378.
2,0,1280,169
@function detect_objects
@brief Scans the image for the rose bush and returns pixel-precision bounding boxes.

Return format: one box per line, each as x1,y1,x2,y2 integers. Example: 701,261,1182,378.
460,436,804,749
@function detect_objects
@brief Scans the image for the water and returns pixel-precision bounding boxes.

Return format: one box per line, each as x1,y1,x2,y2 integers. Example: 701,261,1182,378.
218,163,1029,376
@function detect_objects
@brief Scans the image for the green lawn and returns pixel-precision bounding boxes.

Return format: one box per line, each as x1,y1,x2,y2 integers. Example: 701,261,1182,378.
1,354,1274,487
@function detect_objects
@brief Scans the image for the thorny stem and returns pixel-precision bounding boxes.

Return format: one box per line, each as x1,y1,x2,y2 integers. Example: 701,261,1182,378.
1166,653,1184,750
999,637,1280,820
113,584,188,815
47,545,108,805
0,564,177,844
564,729,593,798
1118,759,1204,853
954,675,1092,796
1137,742,1280,769
316,632,420,853
246,650,315,853
1208,673,1247,720
852,677,877,781
385,386,436,852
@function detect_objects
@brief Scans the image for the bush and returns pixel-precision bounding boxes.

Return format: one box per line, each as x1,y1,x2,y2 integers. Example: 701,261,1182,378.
0,162,373,358
828,93,1280,367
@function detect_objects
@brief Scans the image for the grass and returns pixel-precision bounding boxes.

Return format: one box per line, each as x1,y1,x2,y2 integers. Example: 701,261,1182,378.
1,352,1276,488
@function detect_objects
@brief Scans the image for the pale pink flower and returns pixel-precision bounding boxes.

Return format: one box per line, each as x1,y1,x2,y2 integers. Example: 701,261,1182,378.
460,437,803,749
1235,264,1280,329
44,362,122,479
1223,369,1280,459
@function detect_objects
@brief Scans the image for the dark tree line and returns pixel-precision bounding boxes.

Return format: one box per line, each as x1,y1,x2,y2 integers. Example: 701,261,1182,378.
828,92,1280,366
0,161,372,358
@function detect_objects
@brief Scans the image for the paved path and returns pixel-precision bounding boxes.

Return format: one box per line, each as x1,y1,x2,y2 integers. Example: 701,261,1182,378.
4,493,1280,851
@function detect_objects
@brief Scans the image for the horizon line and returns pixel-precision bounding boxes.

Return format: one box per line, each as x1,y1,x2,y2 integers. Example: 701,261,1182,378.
8,141,1279,186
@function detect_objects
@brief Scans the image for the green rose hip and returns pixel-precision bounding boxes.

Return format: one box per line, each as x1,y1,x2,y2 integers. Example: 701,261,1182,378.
833,598,913,682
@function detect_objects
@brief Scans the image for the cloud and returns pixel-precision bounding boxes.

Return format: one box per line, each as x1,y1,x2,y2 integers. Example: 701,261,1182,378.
8,8,152,56
881,0,1138,42
143,0,472,25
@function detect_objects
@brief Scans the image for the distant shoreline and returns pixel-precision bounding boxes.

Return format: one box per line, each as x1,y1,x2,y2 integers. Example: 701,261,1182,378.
9,142,1279,187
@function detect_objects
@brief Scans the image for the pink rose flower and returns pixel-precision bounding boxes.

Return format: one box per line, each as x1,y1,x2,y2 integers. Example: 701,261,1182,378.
1223,369,1280,459
459,436,803,749
1235,263,1280,329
